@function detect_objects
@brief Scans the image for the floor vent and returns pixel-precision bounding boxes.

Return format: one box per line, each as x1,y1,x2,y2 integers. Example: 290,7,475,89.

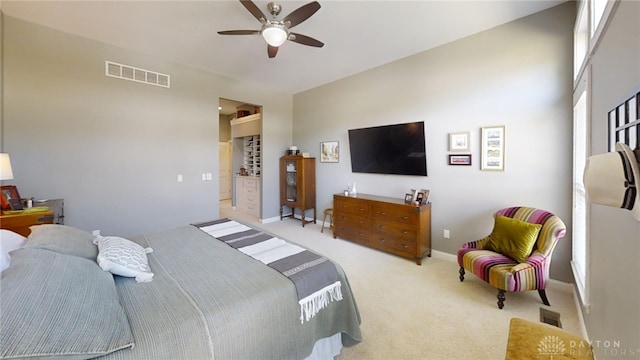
540,308,562,328
105,61,170,88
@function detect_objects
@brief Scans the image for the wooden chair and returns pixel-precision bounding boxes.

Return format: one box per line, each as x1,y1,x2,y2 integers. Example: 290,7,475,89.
321,208,333,233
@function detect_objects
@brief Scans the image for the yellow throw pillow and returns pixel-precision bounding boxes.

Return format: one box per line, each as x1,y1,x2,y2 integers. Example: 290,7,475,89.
484,215,542,263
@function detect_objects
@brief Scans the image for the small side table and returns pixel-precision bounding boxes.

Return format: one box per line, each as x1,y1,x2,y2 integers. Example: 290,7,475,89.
34,199,64,224
0,210,54,237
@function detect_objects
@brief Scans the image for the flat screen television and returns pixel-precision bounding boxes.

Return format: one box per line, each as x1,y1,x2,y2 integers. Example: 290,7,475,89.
348,121,427,176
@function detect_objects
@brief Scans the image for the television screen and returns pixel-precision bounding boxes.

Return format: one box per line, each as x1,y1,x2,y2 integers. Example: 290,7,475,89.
348,121,427,176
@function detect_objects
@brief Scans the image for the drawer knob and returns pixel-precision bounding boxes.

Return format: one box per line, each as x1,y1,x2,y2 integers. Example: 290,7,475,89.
402,216,409,220
380,211,387,215
402,230,409,234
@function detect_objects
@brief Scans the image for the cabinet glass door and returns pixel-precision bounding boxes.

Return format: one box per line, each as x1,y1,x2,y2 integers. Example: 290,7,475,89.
285,160,297,201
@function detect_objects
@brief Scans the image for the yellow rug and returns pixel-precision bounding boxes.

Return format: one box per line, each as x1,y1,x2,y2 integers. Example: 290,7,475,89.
505,318,593,360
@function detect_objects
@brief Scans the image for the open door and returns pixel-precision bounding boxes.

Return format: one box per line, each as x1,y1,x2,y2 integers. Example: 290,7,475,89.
219,141,232,200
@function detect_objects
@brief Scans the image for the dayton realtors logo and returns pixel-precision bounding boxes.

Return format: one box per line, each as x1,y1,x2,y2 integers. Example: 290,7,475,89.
537,336,639,359
538,335,566,358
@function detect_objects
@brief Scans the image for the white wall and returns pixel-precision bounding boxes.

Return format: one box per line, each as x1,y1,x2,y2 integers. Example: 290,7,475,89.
293,3,575,282
583,0,640,354
2,15,292,236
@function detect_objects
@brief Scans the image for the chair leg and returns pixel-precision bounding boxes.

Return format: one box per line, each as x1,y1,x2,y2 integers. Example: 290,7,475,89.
538,289,550,306
459,267,465,282
497,289,506,309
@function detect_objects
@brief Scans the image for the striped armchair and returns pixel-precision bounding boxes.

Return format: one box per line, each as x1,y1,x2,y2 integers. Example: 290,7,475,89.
457,207,566,309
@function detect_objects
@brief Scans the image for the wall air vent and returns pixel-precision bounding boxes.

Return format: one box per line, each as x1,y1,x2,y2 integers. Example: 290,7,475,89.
105,61,170,88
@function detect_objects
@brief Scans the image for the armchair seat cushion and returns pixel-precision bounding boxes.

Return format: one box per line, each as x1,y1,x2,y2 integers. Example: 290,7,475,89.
458,247,544,292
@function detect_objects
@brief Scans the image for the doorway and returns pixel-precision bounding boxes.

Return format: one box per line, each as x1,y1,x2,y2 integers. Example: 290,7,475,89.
219,141,232,200
219,97,262,220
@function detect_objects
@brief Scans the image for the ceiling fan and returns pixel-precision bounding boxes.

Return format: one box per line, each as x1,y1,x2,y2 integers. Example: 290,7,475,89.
218,1,324,58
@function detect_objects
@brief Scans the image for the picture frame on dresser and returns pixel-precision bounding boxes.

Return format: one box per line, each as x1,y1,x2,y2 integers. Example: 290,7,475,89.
1,185,21,210
419,189,430,204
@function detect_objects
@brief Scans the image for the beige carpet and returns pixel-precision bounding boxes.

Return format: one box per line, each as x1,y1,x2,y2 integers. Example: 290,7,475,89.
221,203,582,359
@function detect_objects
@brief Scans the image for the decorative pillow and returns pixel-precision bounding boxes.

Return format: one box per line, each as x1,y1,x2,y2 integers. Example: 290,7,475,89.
0,247,134,359
26,224,98,260
94,235,154,283
0,229,26,272
484,215,542,263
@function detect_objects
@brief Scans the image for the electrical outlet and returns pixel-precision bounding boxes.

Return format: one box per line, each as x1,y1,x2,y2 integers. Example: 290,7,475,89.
92,230,101,236
177,174,183,182
443,229,450,239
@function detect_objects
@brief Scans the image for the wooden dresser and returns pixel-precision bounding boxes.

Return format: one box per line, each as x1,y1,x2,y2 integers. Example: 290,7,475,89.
0,210,54,237
333,193,431,265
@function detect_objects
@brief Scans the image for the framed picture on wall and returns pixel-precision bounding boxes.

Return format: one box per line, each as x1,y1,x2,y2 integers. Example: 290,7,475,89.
320,141,339,163
448,154,472,166
481,125,505,171
449,132,470,152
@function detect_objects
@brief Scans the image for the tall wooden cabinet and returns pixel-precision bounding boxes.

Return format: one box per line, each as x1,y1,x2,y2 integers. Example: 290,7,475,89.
333,193,432,265
279,155,316,226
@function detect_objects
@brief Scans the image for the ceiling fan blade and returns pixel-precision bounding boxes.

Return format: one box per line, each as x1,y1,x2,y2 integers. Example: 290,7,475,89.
268,45,279,58
282,1,321,29
218,30,260,35
289,33,324,48
240,0,267,23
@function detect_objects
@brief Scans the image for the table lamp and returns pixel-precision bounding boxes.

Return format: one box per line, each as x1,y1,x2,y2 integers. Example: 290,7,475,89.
0,153,14,181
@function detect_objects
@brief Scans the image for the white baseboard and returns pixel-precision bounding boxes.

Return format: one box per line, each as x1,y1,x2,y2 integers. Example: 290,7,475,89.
432,249,457,262
571,285,590,341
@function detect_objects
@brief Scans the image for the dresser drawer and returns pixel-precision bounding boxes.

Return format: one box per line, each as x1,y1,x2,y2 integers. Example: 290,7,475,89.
335,225,370,244
370,232,416,257
334,213,370,243
244,180,259,193
334,198,370,217
335,212,370,230
371,204,417,225
372,219,417,241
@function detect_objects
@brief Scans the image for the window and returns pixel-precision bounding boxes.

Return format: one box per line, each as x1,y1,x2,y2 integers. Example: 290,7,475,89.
572,73,590,310
591,0,608,36
574,2,588,81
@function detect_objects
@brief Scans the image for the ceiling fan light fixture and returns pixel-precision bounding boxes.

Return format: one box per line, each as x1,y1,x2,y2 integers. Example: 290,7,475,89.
261,23,288,47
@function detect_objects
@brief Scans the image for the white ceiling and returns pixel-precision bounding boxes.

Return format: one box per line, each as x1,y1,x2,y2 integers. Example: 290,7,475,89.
2,0,565,102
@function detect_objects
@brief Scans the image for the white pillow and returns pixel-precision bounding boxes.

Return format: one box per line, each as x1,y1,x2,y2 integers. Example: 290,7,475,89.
1,229,27,272
93,235,154,283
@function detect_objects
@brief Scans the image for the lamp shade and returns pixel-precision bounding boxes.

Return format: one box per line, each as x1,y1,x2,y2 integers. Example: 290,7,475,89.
0,153,14,180
261,24,288,47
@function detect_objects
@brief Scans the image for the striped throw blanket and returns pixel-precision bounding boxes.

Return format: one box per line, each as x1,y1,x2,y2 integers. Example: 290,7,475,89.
193,218,343,324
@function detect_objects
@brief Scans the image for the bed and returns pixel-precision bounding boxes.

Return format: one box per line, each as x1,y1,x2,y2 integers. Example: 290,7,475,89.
0,219,362,360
